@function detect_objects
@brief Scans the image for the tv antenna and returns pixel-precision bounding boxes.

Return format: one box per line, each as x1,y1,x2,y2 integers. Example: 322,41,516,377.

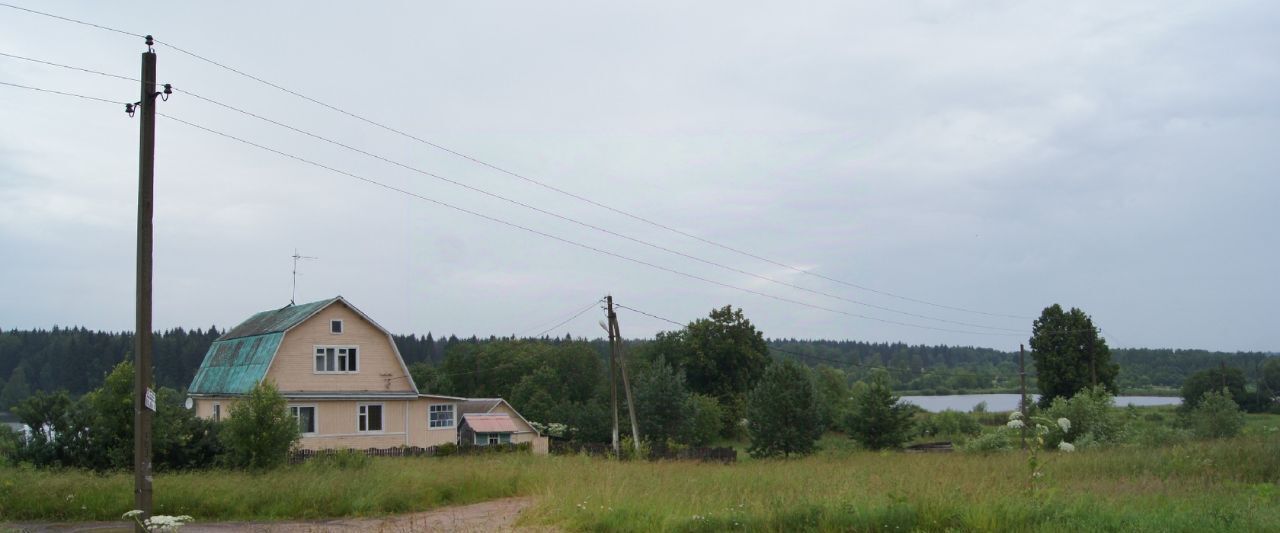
291,248,318,305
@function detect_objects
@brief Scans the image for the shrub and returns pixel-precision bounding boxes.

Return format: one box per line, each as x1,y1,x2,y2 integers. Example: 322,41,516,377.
1188,388,1245,439
683,393,723,447
917,410,981,439
1044,386,1121,447
435,442,458,457
960,430,1011,453
309,448,371,469
221,381,299,470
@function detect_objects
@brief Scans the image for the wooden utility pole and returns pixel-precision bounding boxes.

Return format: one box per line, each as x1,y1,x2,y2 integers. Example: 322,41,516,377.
1089,339,1097,387
608,299,642,456
132,37,157,528
1019,344,1028,450
605,299,620,456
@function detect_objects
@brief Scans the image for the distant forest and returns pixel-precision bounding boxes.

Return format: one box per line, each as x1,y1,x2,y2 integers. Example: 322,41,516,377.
0,326,1274,409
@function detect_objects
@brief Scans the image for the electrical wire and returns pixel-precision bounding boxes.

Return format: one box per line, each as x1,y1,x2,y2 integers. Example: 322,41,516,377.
529,299,605,338
0,51,140,82
0,1,1032,321
168,84,1022,333
612,301,1039,380
0,79,125,105
151,110,1022,337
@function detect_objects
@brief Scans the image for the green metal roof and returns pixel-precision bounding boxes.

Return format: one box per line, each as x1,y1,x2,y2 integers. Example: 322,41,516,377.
217,297,339,341
190,297,341,395
188,332,284,395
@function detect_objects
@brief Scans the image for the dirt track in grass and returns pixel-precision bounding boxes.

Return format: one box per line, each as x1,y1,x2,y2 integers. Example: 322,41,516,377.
4,496,550,533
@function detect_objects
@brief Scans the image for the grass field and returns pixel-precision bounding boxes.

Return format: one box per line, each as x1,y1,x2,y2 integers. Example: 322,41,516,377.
2,414,1278,532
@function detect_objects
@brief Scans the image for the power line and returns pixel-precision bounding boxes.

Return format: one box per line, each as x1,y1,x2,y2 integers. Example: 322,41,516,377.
151,110,1018,336
0,77,1023,337
0,1,1032,321
0,2,144,39
612,301,1039,381
166,83,1021,333
0,51,140,82
528,298,605,338
0,79,125,105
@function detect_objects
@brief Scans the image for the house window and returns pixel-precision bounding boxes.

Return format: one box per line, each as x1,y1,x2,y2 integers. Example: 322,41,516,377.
330,319,343,334
474,432,511,446
290,405,317,435
314,346,359,373
212,403,221,422
429,404,455,429
358,404,383,432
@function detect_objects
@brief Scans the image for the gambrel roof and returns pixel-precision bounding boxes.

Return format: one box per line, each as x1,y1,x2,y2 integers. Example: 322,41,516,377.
189,296,417,396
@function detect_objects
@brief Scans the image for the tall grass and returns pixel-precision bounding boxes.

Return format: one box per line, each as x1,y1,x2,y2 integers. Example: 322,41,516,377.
2,432,1278,531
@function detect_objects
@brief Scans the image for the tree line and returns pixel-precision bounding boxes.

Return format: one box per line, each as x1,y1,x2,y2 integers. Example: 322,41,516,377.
1,322,1275,412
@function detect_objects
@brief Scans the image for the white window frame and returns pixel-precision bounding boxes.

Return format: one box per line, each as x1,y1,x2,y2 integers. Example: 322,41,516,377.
429,404,455,429
212,402,221,422
330,319,343,334
289,404,318,435
357,403,384,433
313,345,359,374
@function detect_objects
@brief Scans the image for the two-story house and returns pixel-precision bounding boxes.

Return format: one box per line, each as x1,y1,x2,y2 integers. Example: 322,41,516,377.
187,296,547,453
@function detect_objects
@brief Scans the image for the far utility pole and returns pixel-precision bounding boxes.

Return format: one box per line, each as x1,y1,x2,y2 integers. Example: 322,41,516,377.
1019,344,1028,450
605,296,641,457
131,35,158,529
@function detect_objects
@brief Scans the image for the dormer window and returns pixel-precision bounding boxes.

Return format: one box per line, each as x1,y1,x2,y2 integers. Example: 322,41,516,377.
330,319,343,334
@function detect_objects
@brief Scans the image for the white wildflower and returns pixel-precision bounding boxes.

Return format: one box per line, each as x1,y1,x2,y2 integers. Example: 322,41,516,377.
123,510,145,519
1058,442,1076,453
1057,418,1071,433
1006,419,1025,429
1008,411,1023,421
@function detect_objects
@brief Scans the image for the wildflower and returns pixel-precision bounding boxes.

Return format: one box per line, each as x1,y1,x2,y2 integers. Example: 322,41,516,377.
1008,411,1023,420
1057,418,1071,432
1058,442,1075,452
1006,419,1025,429
123,510,145,519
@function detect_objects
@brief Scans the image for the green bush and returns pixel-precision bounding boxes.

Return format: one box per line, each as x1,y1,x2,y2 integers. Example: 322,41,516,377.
1188,388,1245,439
221,381,299,470
1045,386,1121,447
683,393,723,447
308,448,371,470
746,360,823,458
917,410,981,439
960,431,1011,453
435,442,458,457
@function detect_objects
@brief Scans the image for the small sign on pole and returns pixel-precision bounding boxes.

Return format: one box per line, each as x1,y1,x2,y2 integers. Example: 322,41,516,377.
145,388,157,412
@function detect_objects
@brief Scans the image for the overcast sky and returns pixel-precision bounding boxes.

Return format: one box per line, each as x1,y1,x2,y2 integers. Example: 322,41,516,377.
1,1,1277,352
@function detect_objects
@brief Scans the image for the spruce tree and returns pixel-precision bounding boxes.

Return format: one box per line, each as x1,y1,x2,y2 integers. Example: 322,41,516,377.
746,359,821,458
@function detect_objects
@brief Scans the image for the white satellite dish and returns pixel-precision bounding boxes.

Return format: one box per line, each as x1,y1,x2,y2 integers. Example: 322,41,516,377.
184,397,194,410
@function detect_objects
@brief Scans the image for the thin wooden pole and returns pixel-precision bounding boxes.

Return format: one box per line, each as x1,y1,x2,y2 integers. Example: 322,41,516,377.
609,302,642,456
606,296,619,456
133,43,156,529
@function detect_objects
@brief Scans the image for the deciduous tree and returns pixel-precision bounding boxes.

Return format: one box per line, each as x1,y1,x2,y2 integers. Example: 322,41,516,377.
746,359,821,458
1030,304,1117,408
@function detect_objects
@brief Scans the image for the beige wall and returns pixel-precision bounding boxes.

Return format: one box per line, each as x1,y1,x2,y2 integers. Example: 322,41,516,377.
194,397,235,421
406,398,464,448
289,399,411,450
266,302,414,393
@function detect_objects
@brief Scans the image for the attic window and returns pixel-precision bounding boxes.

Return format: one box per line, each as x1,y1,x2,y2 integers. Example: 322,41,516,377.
330,320,343,334
314,346,359,373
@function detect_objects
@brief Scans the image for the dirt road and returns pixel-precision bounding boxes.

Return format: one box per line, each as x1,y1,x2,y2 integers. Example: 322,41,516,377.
4,496,548,532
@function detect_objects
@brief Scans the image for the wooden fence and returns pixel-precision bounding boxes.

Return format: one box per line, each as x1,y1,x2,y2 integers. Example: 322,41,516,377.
288,442,530,464
549,440,737,463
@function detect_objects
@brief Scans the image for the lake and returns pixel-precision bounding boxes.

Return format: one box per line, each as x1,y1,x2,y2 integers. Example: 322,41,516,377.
900,393,1181,412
